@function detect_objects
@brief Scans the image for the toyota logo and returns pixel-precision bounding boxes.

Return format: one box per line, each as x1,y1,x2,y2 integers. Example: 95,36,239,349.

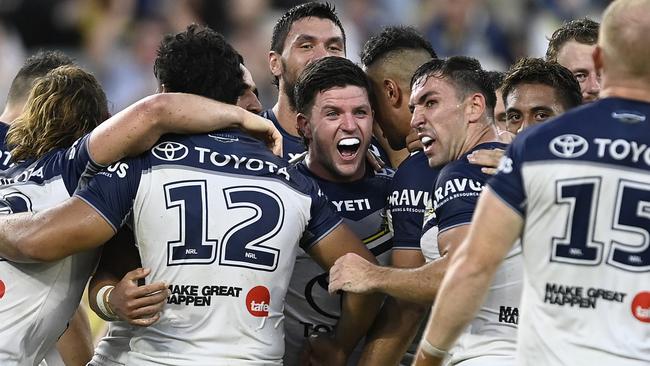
549,134,588,158
152,141,189,162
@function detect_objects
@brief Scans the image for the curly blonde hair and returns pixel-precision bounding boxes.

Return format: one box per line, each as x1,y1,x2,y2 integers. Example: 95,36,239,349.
7,65,109,162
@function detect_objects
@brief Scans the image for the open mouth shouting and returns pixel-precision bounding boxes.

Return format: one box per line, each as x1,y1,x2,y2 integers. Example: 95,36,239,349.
337,137,361,160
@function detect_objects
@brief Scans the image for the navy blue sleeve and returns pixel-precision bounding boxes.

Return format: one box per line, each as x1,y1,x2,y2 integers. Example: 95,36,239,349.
486,138,527,217
433,167,484,233
299,182,343,251
57,134,107,194
74,156,145,231
389,165,437,250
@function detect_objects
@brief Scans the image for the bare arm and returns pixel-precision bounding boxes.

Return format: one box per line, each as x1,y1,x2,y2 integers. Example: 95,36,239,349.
88,93,282,165
0,197,115,262
357,249,429,366
328,252,448,304
413,188,523,365
306,223,384,363
56,306,93,366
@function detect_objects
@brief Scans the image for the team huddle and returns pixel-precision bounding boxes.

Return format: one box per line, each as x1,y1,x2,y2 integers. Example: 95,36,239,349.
0,0,649,365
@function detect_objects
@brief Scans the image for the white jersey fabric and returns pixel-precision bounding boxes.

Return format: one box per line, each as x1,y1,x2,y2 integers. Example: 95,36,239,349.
283,164,394,366
490,98,650,365
420,143,521,365
0,136,101,365
76,130,342,365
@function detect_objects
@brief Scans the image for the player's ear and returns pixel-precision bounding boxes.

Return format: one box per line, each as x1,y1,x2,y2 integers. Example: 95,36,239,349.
383,79,402,107
296,113,312,141
466,93,486,123
269,51,282,79
593,46,604,76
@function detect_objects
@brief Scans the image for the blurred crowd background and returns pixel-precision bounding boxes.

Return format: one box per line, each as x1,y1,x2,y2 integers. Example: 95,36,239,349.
0,0,607,114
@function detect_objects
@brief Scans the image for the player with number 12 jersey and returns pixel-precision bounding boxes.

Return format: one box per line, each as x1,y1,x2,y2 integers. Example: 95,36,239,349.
76,129,343,365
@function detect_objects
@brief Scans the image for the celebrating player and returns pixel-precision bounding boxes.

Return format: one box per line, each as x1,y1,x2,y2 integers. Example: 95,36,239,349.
415,1,650,364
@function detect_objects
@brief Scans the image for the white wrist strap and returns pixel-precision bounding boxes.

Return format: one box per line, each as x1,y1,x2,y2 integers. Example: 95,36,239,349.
96,285,119,321
420,339,450,358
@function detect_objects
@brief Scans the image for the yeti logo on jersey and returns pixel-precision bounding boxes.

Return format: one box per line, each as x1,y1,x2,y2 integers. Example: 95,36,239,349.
611,110,646,124
152,141,189,162
549,134,589,158
246,286,270,317
632,292,650,323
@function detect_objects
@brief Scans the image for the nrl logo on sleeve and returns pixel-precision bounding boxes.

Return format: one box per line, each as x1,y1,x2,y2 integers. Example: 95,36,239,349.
208,133,239,143
152,141,189,162
549,134,588,158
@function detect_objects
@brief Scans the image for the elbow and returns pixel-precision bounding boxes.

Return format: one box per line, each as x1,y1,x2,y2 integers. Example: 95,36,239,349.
135,94,170,129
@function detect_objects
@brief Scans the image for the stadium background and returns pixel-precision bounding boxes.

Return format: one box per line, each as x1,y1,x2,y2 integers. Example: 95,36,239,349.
0,0,607,342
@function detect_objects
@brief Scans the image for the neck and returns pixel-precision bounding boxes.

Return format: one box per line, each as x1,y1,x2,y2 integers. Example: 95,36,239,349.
599,83,650,104
273,90,300,137
0,105,22,124
387,147,409,167
455,120,498,160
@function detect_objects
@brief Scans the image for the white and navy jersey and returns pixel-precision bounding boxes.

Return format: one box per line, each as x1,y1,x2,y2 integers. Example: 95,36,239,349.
489,97,650,365
283,163,393,366
422,142,521,365
75,129,342,366
0,121,14,171
388,151,439,251
261,109,307,163
0,135,102,366
261,109,392,167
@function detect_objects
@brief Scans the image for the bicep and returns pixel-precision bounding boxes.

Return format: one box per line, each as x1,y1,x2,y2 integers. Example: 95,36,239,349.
437,224,470,258
307,223,378,270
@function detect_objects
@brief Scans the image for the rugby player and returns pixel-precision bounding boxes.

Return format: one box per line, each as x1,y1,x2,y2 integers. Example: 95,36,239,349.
416,1,650,365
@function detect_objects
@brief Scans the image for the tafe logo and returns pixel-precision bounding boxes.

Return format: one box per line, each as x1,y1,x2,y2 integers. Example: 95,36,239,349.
246,286,270,317
549,134,589,158
152,142,189,162
631,292,650,323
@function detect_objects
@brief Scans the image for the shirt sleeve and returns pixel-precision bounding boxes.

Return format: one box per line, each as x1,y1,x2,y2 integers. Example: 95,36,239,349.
486,139,527,217
389,170,434,250
299,183,343,251
434,170,483,233
74,156,145,232
59,134,107,194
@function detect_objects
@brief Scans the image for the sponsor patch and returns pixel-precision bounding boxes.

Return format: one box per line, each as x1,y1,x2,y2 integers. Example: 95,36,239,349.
0,279,5,299
246,286,270,317
549,134,589,158
631,292,650,323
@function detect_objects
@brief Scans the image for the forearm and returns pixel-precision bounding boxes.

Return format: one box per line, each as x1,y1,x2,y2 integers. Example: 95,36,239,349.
358,296,428,366
334,291,384,356
374,256,447,304
57,305,93,366
89,93,250,165
0,212,42,263
418,256,495,363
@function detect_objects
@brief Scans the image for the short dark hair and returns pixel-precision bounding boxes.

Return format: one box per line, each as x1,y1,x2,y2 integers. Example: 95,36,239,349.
486,71,505,91
360,25,437,68
154,24,245,104
410,56,496,116
6,50,75,105
270,2,345,86
546,18,599,62
501,57,582,110
294,56,371,116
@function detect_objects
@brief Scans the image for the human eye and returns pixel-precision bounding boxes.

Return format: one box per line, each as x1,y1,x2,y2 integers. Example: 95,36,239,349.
574,72,587,83
507,112,521,123
534,111,551,121
425,99,437,108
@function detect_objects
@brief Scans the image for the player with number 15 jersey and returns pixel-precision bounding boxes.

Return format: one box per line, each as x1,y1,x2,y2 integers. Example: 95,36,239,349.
489,97,650,365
